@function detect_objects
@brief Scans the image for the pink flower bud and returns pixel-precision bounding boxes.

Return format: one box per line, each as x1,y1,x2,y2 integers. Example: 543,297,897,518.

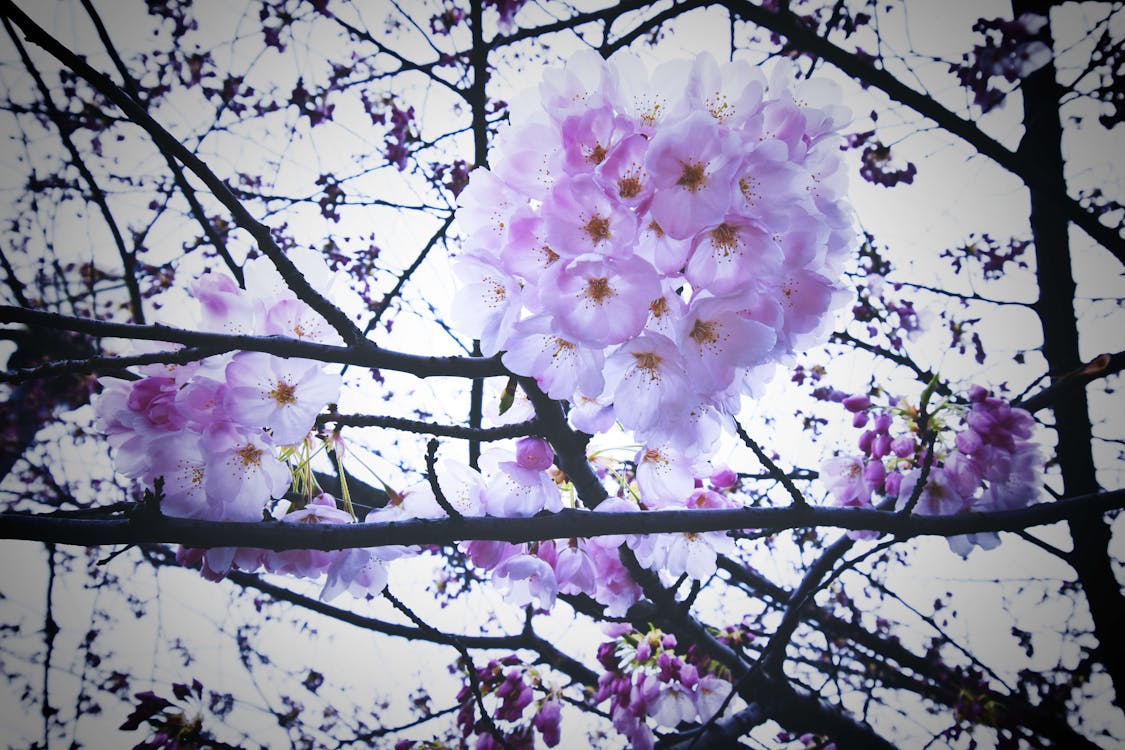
872,433,891,459
884,471,903,497
515,437,554,471
891,436,915,458
710,467,738,489
864,459,886,489
955,429,983,454
858,429,876,453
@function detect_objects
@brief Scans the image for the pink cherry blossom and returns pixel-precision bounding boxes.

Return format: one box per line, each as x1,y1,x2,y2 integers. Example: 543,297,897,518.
483,459,563,517
542,174,638,258
594,133,653,209
450,254,525,356
192,272,263,335
554,542,597,595
559,105,634,176
684,215,782,296
646,111,738,239
603,333,697,438
677,296,776,393
321,547,389,601
500,315,605,400
635,445,697,506
492,554,558,610
224,352,342,445
201,421,291,521
542,255,660,347
148,432,209,519
264,297,344,345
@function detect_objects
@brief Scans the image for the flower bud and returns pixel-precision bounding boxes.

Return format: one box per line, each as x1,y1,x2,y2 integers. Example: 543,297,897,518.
891,436,915,458
516,436,554,471
872,433,891,459
710,467,738,489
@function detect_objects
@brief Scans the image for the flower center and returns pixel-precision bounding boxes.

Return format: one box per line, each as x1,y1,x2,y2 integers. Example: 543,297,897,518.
709,223,740,255
676,161,707,192
649,296,669,319
617,175,642,199
689,319,719,346
236,443,263,467
584,277,614,303
583,215,611,244
586,143,607,164
551,337,575,358
269,381,298,406
632,351,662,374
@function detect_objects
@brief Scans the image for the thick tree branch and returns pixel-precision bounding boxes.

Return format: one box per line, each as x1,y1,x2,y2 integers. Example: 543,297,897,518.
0,306,506,379
318,413,538,442
2,488,1120,550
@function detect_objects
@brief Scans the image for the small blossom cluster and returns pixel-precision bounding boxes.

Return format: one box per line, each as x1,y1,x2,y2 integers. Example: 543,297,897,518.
594,626,731,750
375,436,635,614
175,492,399,602
452,50,855,454
820,385,1041,556
93,253,396,599
389,436,745,616
440,655,561,750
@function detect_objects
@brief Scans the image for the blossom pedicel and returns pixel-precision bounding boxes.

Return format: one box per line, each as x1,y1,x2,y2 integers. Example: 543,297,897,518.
452,50,856,455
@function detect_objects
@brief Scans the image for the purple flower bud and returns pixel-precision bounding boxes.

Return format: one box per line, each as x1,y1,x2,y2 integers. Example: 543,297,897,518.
516,437,554,471
872,433,891,459
864,459,886,489
955,429,983,454
661,633,677,649
853,411,869,428
968,384,989,403
873,412,893,433
710,467,738,489
884,470,903,497
891,436,915,458
635,639,651,662
533,701,562,747
858,429,876,453
843,395,871,412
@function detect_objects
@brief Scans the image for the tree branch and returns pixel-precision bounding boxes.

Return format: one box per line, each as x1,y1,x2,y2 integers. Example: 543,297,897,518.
0,306,506,379
2,488,1120,550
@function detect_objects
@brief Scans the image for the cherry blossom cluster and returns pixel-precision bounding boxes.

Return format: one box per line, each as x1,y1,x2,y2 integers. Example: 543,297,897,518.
92,252,398,599
438,654,561,750
594,625,732,750
385,436,744,616
452,50,855,454
820,385,1042,555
